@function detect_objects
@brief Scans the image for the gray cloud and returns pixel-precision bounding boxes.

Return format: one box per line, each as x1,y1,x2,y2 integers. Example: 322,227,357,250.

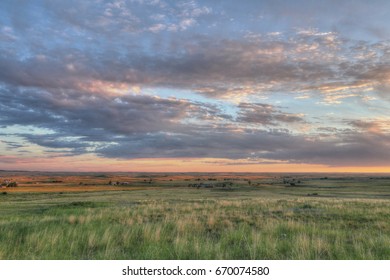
2,33,389,104
1,82,389,166
0,140,25,149
236,103,304,126
1,0,390,169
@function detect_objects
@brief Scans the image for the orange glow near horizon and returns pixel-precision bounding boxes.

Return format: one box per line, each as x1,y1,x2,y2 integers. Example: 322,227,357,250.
1,155,390,173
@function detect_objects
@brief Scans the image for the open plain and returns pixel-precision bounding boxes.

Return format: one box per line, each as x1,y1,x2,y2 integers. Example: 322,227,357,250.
0,171,390,260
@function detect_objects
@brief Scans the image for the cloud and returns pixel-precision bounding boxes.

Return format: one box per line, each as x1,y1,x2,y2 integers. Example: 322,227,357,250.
1,82,389,166
236,103,305,126
94,124,390,167
347,119,390,134
1,18,390,105
0,85,220,135
0,140,25,149
39,0,212,35
1,0,390,169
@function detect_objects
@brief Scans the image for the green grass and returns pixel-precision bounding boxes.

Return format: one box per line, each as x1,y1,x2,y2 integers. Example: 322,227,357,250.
0,174,390,259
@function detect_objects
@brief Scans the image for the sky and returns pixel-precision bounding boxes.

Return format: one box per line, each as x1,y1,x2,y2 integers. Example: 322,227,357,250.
1,0,390,172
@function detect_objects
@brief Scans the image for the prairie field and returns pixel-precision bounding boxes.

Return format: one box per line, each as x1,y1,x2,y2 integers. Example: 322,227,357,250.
0,171,390,259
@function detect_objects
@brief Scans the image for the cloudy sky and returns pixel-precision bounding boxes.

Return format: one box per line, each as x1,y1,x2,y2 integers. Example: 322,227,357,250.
1,0,390,172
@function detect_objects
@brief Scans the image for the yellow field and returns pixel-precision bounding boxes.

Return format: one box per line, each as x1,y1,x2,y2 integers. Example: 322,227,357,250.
1,172,271,193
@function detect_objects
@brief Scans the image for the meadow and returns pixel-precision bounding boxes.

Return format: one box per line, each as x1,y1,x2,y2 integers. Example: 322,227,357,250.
0,171,390,259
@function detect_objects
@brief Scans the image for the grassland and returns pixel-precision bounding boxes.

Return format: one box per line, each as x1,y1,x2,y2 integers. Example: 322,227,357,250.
0,171,390,259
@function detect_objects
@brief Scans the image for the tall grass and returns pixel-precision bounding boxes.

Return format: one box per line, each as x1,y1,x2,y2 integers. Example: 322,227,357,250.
1,190,390,259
